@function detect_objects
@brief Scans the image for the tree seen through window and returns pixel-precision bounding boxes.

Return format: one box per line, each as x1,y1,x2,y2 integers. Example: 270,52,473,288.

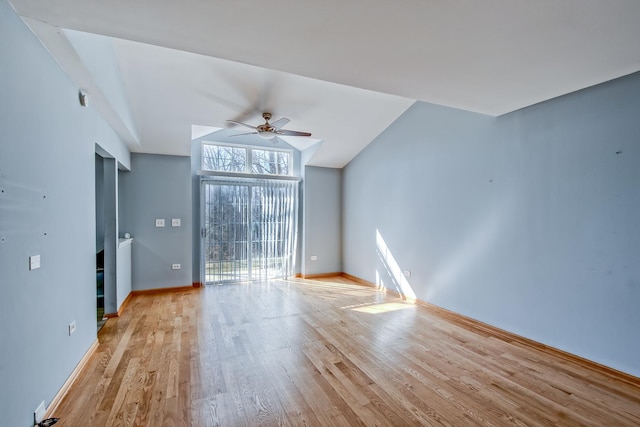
202,143,291,176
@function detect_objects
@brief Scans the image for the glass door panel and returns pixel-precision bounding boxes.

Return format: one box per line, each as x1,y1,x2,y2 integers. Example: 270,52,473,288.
202,183,250,284
201,179,298,285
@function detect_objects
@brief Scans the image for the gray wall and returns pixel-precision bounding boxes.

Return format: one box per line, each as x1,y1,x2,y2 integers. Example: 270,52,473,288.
0,1,130,425
343,72,640,377
65,29,138,141
120,153,192,290
95,154,105,252
303,166,342,275
102,157,119,313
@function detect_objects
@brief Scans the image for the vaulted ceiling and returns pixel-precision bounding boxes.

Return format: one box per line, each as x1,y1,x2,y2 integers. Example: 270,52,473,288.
9,0,640,167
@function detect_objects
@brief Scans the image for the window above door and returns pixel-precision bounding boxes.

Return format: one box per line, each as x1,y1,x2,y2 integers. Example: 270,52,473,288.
202,142,292,177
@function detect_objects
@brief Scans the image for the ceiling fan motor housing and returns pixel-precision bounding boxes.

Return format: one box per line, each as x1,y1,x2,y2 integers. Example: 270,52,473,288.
258,112,276,138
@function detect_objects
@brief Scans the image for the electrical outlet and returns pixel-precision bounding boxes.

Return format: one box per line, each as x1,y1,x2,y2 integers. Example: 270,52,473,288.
310,255,318,261
69,320,76,336
403,270,412,277
34,400,46,424
172,263,181,270
155,218,165,227
171,218,181,227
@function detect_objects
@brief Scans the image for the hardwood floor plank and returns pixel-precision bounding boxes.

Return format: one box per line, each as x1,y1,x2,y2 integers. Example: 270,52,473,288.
288,362,359,426
314,322,470,426
50,279,640,426
264,350,323,426
104,357,141,426
218,362,250,426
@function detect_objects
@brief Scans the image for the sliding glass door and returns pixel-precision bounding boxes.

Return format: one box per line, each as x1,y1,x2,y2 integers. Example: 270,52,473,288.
202,183,250,283
201,178,298,284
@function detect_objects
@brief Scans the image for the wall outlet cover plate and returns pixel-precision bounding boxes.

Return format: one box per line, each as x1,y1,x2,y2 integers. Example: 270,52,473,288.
34,401,46,423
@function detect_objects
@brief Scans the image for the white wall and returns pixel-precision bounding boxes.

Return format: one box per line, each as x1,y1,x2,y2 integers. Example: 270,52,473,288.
343,72,640,377
0,1,131,425
116,238,133,308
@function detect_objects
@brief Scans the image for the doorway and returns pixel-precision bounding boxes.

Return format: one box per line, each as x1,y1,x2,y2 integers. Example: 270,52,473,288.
95,153,106,330
201,179,298,284
95,151,118,329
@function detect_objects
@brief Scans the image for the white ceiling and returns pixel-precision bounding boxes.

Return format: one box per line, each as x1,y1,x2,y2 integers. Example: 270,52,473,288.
9,0,640,167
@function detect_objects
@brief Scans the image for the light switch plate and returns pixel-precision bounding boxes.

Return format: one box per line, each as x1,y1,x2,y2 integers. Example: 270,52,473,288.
155,218,165,227
171,218,181,227
29,255,41,270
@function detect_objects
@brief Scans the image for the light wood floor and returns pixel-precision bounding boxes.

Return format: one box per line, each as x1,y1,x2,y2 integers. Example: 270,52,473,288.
53,277,640,426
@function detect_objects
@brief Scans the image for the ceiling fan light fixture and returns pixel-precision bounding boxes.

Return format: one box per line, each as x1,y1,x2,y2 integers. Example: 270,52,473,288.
258,131,276,139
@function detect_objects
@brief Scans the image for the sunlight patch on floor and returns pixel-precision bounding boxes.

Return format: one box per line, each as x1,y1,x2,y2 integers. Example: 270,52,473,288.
343,301,416,314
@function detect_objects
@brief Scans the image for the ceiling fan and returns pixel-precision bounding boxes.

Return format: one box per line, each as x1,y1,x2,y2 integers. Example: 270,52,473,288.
227,112,311,142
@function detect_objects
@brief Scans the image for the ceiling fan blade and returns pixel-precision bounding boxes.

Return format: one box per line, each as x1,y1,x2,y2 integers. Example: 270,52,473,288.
229,132,258,137
278,129,312,137
270,117,290,130
230,107,258,125
226,120,257,130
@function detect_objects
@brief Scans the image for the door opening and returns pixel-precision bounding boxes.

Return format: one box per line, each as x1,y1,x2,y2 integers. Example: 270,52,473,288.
95,153,106,330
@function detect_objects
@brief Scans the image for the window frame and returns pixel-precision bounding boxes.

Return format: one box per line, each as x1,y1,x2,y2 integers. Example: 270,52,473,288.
201,142,293,177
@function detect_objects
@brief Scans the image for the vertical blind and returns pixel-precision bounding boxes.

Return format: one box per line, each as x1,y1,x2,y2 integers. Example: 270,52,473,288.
202,176,298,284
